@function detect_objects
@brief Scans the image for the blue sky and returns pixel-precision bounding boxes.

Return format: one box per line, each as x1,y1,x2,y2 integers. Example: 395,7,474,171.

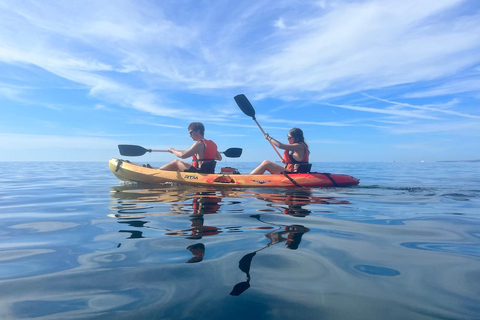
1,0,479,162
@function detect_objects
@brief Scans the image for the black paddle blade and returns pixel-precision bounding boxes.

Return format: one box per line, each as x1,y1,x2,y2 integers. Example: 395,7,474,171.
223,147,242,158
230,280,250,296
118,145,150,156
234,94,256,119
238,252,256,275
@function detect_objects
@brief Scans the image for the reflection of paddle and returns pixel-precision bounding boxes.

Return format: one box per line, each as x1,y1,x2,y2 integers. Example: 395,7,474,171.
118,145,242,158
266,203,311,217
234,94,282,160
230,280,250,296
230,252,255,296
231,215,274,296
239,252,256,277
250,214,282,227
230,244,272,296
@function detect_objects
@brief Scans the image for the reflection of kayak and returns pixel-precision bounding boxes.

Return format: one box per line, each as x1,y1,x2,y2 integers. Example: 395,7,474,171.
109,158,360,188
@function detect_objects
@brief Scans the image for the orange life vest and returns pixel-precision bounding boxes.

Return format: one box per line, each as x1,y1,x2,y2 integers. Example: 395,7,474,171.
283,142,309,172
192,139,218,168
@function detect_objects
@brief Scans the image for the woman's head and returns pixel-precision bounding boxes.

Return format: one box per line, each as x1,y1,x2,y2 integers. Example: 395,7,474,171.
287,128,305,143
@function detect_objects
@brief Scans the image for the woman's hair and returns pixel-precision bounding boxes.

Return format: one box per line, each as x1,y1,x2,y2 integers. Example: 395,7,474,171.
188,122,205,136
289,128,306,144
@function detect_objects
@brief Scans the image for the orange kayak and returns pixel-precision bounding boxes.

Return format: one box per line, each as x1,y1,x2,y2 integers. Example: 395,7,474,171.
109,158,360,188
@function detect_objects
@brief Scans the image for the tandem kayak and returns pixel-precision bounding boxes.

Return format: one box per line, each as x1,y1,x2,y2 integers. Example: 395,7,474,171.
109,158,359,188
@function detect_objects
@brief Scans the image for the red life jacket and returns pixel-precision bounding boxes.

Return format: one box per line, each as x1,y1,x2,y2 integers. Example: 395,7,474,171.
283,142,309,172
192,139,218,168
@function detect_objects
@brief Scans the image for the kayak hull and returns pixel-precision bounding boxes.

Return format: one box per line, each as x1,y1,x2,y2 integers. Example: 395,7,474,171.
109,158,360,188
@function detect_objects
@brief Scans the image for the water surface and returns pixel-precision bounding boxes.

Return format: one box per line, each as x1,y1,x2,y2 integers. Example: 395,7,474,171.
0,161,479,319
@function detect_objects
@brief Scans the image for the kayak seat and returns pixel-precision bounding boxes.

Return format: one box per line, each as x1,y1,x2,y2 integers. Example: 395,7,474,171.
184,161,217,174
294,163,312,173
220,167,241,174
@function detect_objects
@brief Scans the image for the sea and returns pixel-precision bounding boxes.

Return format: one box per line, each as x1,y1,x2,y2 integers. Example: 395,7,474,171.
0,161,479,320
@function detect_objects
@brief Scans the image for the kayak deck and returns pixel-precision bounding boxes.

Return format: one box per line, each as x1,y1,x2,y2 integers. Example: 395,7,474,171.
109,158,360,188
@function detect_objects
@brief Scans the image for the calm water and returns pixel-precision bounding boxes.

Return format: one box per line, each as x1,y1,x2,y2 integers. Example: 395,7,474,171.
1,161,479,320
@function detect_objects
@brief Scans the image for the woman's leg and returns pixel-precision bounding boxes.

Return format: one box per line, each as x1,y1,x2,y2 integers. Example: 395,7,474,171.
250,160,285,174
159,159,192,171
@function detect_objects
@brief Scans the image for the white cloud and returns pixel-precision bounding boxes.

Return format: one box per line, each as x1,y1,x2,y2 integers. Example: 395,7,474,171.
394,142,431,150
0,133,117,149
310,139,353,144
405,78,480,98
249,0,480,97
274,17,287,30
259,115,353,127
0,0,479,120
128,120,183,129
93,104,109,110
363,94,480,119
0,85,22,100
387,120,480,134
323,102,440,120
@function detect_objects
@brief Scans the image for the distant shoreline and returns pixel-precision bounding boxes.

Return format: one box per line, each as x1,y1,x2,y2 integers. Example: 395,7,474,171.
437,160,480,163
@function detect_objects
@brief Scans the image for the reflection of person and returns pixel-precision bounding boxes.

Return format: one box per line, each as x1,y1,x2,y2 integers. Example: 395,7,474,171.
188,217,220,239
250,128,310,174
187,192,222,239
265,225,310,250
283,205,311,217
255,190,313,217
160,122,222,173
192,193,221,216
186,243,205,263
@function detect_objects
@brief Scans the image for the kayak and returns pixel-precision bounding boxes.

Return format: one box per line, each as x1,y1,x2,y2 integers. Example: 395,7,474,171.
109,158,359,188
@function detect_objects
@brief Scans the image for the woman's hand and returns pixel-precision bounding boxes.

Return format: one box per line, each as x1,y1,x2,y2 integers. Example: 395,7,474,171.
264,132,271,141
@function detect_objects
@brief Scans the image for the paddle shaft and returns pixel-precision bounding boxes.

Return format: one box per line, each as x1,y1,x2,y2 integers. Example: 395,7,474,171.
149,149,231,154
253,118,283,161
118,145,242,157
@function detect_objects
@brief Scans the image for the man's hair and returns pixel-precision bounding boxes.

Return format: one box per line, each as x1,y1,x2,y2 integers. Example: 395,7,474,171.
188,122,205,136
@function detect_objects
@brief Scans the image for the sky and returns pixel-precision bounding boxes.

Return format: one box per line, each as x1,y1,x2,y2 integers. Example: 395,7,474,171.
0,0,479,162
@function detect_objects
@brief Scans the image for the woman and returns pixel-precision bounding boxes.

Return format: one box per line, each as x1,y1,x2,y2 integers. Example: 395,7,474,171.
250,127,310,175
160,122,222,173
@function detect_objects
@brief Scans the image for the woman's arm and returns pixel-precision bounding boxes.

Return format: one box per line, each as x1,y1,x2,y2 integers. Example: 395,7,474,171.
215,151,222,161
266,134,303,152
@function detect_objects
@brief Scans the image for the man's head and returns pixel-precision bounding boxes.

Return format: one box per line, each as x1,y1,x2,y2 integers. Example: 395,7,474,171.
188,122,205,137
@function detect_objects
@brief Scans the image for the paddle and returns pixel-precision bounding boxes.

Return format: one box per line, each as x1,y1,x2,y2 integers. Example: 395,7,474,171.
234,94,282,160
231,214,277,296
118,144,242,158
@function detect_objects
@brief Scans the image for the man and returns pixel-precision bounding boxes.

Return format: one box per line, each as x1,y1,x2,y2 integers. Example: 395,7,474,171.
159,122,222,173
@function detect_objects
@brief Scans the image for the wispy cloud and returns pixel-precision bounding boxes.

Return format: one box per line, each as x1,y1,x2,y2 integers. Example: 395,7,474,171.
259,114,353,127
310,139,353,144
363,94,480,119
128,119,183,129
394,142,431,150
248,0,480,97
0,133,117,149
0,84,23,101
404,78,480,98
387,120,480,135
1,0,479,115
322,102,440,120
